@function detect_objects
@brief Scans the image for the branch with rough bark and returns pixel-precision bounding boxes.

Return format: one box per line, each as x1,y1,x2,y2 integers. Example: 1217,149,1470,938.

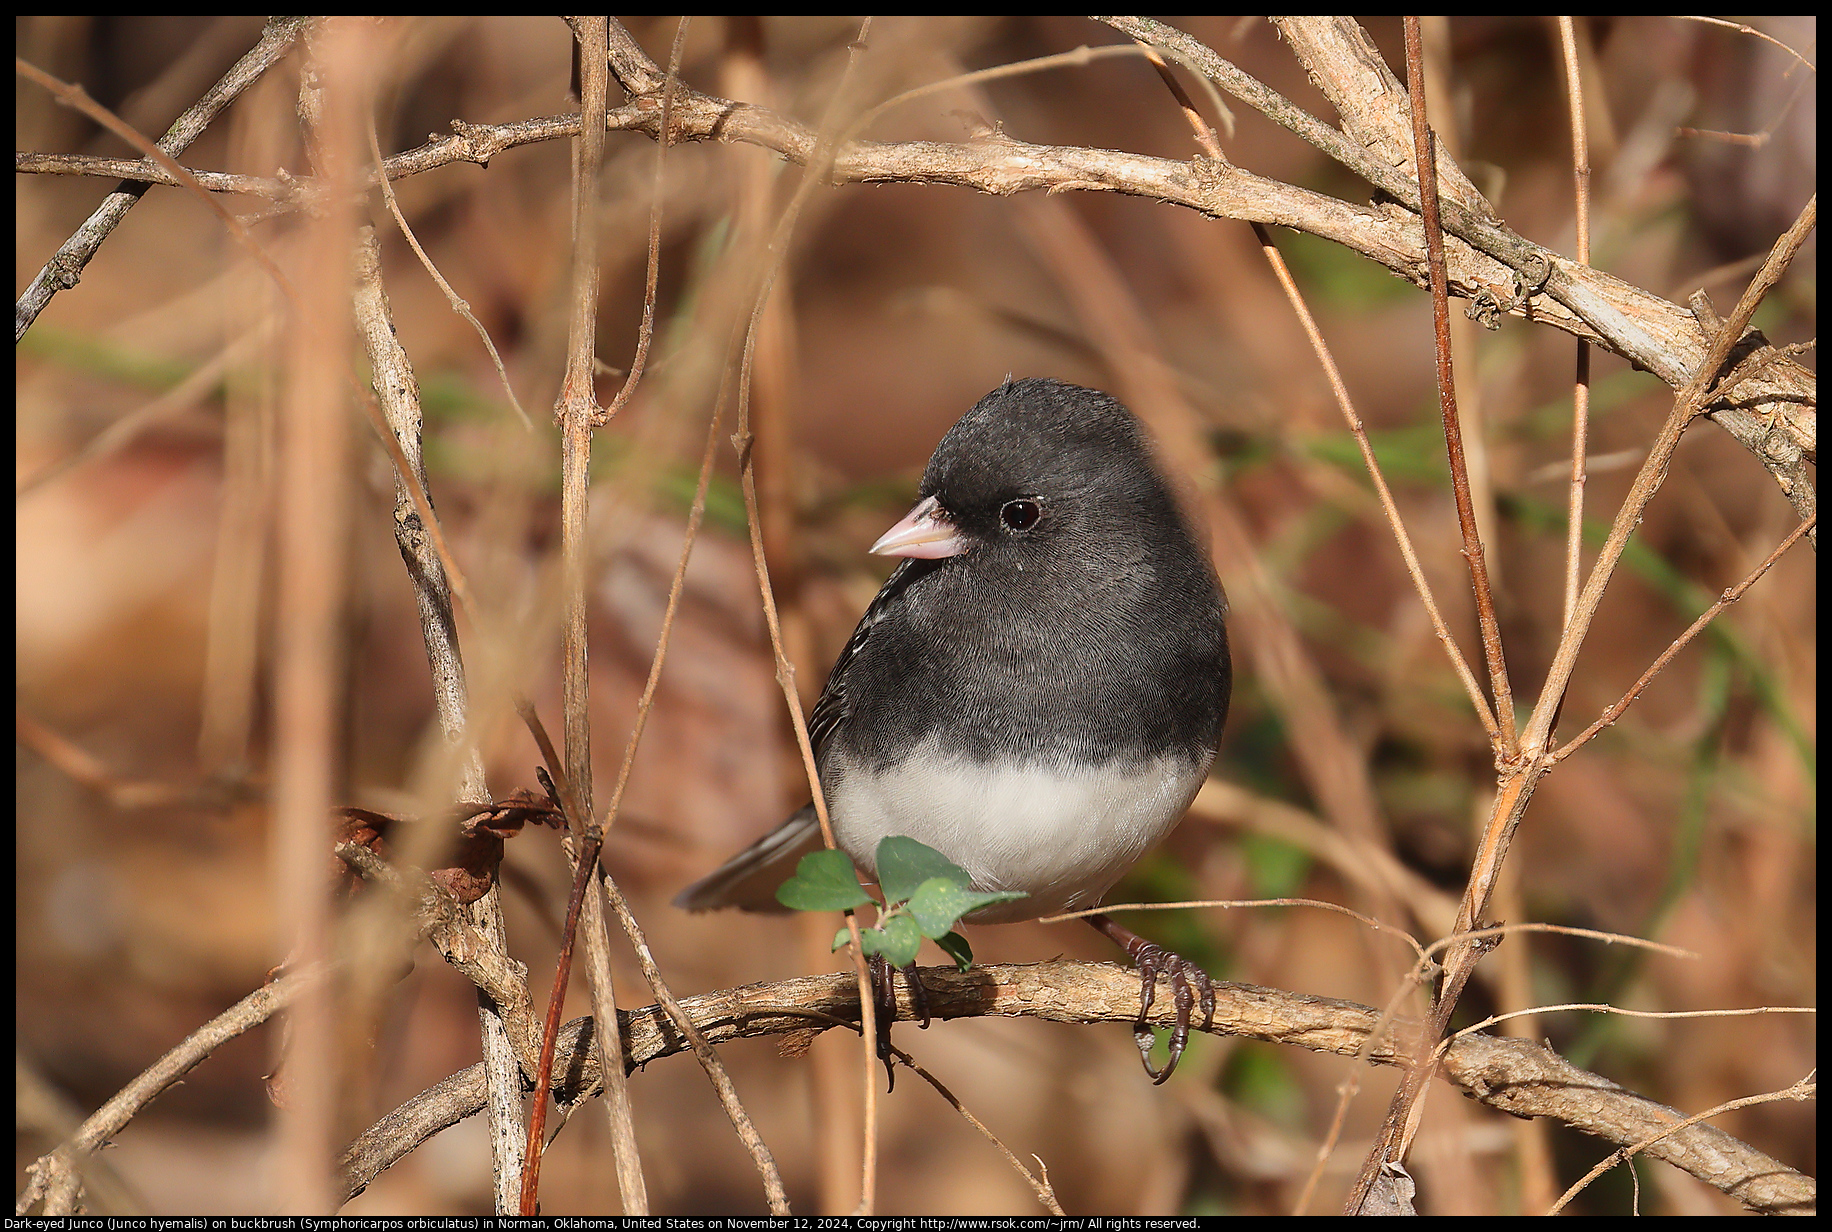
17,17,1812,522
333,961,1813,1216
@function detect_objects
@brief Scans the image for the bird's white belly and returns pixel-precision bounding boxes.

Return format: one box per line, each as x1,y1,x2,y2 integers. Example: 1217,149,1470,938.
828,739,1211,923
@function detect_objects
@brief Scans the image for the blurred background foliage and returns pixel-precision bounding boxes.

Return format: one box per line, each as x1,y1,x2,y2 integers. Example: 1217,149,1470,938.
15,14,1814,1216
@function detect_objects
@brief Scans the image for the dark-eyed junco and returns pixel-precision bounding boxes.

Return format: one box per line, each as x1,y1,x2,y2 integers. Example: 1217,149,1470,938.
677,377,1231,1080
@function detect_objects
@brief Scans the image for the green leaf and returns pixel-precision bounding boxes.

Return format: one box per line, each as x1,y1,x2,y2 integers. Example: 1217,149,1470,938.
906,877,1027,938
875,836,973,903
775,849,875,912
933,930,975,972
832,926,853,953
857,913,922,968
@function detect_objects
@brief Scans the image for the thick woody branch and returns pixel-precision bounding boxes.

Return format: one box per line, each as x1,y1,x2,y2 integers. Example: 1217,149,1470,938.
337,962,1813,1215
20,21,1810,520
1103,15,1812,521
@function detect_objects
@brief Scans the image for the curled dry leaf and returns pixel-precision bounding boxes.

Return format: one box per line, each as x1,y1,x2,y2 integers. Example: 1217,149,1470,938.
333,785,566,905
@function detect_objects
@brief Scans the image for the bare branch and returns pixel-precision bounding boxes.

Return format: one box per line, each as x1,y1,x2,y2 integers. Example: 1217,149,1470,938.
15,15,309,339
336,963,1816,1217
23,26,1810,514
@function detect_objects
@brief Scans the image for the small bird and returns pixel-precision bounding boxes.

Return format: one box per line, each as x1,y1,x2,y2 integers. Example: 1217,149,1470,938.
676,377,1230,1081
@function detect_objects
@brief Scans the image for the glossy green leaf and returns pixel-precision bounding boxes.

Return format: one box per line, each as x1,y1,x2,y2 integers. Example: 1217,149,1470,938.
933,930,975,972
875,835,972,903
857,913,922,968
906,877,1026,938
775,848,874,912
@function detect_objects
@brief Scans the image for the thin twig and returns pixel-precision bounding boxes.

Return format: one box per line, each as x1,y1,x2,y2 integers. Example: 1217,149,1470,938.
599,11,710,870
1297,1058,1364,1214
1526,193,1816,762
16,55,297,308
1546,1074,1817,1215
1300,949,1447,1215
850,42,1146,142
1344,20,1531,1208
538,14,647,1219
1131,21,1500,741
1673,15,1818,73
1558,16,1593,631
366,116,532,430
519,19,617,1210
690,11,884,1212
889,1048,1065,1215
521,822,603,1212
1189,781,1460,941
1047,898,1429,969
597,15,678,427
1416,921,1696,965
15,15,309,340
1401,16,1516,754
13,151,289,195
1251,225,1500,742
20,968,327,1215
1455,1002,1815,1041
15,709,223,811
599,875,790,1213
1132,40,1224,159
1552,514,1816,762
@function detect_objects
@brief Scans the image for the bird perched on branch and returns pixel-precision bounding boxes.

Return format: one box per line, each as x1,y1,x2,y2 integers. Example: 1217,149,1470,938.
678,376,1231,1081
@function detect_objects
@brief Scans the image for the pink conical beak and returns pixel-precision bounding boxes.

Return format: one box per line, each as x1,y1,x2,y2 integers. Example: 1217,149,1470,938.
869,495,969,559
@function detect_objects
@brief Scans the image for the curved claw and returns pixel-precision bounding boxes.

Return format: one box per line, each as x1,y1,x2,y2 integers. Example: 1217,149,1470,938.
1105,926,1217,1084
1131,1021,1162,1078
866,957,930,1091
867,955,897,1090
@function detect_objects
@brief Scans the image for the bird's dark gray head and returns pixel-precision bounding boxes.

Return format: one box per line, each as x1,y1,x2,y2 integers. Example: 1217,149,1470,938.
916,378,1180,562
858,375,1228,767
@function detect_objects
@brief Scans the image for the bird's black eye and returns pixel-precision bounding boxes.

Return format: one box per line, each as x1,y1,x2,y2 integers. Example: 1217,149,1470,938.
1000,498,1042,532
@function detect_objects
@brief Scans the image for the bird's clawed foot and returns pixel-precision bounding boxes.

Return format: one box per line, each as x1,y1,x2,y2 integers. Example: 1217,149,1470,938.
1129,939,1215,1083
866,954,931,1090
1087,913,1216,1084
